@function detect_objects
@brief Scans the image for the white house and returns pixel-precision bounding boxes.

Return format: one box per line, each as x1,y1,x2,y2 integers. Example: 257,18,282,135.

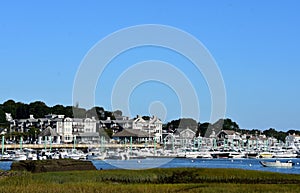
131,116,162,142
286,133,300,147
108,115,163,143
56,117,73,143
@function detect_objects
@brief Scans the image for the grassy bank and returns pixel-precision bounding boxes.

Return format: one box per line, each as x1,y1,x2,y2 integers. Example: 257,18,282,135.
0,168,299,193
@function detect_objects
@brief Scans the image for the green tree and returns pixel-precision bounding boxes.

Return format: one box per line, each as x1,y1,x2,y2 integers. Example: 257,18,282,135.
15,102,29,119
263,128,287,142
104,128,113,138
72,107,86,118
51,105,66,115
142,116,151,120
197,122,211,137
287,130,300,136
2,99,17,118
105,111,115,120
113,110,122,117
222,118,240,131
64,106,74,118
28,101,50,118
0,107,7,123
26,127,40,142
165,118,198,132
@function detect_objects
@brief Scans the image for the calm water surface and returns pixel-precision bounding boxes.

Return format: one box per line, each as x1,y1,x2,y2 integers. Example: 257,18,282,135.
93,158,300,174
1,158,299,174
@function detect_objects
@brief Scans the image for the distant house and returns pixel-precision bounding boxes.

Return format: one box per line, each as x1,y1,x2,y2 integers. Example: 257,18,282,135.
132,115,162,142
242,134,276,149
112,128,153,143
56,117,73,143
74,117,99,143
164,133,175,145
38,126,61,144
286,133,300,147
100,115,163,143
172,128,196,146
216,130,242,147
217,130,239,139
56,117,99,143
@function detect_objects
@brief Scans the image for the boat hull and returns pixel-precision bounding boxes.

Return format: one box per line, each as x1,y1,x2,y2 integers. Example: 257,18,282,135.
259,160,294,168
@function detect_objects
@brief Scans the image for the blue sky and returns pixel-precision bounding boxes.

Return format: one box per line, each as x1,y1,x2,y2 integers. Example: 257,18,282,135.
0,1,300,131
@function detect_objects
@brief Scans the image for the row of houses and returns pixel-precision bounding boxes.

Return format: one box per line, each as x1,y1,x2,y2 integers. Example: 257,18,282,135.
162,128,299,150
5,113,300,148
6,113,163,144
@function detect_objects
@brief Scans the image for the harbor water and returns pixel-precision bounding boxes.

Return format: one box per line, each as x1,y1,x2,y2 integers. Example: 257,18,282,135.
92,158,300,174
1,158,299,174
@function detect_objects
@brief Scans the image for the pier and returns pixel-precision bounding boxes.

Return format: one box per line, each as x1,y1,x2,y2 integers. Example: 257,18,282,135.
2,143,160,150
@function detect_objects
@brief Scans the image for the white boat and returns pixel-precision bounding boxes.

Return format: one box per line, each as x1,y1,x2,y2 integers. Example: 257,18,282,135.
5,150,27,161
196,147,213,159
272,150,298,158
128,149,147,159
11,151,27,161
185,151,199,159
106,150,129,160
197,152,213,159
158,150,177,158
228,151,245,159
259,160,294,168
0,152,13,161
86,151,106,160
259,152,274,158
66,149,86,160
244,151,259,159
23,148,38,160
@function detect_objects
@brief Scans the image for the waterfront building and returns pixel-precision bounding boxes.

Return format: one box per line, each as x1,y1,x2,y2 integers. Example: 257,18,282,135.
286,133,300,148
112,128,153,143
101,115,163,143
216,130,242,148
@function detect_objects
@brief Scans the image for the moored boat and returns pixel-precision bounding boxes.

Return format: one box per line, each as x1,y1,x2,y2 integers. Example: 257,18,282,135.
259,152,274,158
272,151,298,158
259,160,294,168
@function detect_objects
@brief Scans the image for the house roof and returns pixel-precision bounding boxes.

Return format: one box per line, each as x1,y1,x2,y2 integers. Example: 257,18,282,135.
113,129,152,138
133,116,146,123
222,130,237,135
179,128,196,135
38,126,60,137
149,116,162,124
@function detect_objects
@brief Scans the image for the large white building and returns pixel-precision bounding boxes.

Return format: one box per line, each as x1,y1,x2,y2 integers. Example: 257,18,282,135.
56,117,73,143
55,117,98,143
286,133,300,148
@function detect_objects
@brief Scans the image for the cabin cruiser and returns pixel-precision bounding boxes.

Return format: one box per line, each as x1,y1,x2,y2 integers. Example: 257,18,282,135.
260,160,294,168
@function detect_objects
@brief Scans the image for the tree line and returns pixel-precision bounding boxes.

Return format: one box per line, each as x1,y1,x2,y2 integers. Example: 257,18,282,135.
0,99,115,124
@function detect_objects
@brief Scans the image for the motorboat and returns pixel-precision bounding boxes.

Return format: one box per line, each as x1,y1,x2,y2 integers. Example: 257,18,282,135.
259,160,294,168
0,152,13,161
259,152,274,158
272,150,298,158
86,150,106,160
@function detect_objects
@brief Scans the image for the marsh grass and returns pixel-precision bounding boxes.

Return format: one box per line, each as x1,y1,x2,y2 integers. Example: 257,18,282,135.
1,168,300,193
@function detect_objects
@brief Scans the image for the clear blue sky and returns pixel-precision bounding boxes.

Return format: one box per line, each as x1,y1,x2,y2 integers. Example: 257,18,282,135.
0,1,299,131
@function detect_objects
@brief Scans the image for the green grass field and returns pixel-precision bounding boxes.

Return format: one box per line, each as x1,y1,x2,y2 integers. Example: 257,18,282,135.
0,168,299,193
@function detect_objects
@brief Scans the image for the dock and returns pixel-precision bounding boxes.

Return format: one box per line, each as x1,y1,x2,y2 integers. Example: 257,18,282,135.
2,143,160,150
